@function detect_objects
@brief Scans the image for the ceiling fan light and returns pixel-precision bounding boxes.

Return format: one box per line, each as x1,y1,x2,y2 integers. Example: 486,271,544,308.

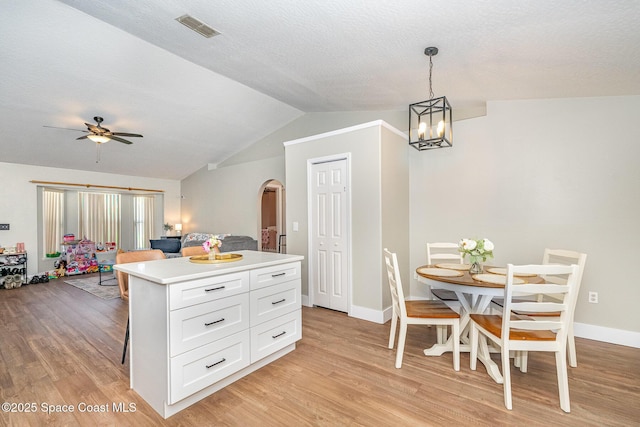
88,134,110,144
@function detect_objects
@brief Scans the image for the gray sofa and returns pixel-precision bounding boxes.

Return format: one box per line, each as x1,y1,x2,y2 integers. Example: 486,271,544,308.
149,238,182,258
180,233,258,253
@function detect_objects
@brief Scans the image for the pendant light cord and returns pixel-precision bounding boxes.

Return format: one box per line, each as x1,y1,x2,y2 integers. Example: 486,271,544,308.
428,53,435,99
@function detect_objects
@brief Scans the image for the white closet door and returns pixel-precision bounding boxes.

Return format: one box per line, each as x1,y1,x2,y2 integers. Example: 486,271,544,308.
310,159,349,312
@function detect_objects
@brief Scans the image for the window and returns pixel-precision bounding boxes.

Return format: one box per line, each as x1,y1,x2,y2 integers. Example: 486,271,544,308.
78,192,121,246
43,189,64,254
133,195,155,250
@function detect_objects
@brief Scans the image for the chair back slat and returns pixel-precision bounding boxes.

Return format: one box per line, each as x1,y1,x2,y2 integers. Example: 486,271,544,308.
502,263,579,343
384,248,407,318
512,301,567,314
427,242,463,265
512,283,569,295
542,249,587,287
511,319,564,331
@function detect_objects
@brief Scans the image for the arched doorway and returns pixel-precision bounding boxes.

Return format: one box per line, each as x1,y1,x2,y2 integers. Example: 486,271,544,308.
257,180,286,253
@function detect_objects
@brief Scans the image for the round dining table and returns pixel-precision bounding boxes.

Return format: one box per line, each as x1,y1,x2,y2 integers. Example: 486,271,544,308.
415,264,543,383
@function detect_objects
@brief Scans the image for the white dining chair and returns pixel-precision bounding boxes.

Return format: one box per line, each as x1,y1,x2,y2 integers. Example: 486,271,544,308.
116,249,166,364
538,249,587,368
384,248,460,370
426,242,463,302
470,263,580,412
493,248,587,368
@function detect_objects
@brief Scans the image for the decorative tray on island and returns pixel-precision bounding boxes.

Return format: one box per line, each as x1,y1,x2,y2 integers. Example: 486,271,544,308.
189,253,243,264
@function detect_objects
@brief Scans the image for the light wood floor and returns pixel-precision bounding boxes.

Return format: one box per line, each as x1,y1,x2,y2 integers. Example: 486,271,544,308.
1,276,638,426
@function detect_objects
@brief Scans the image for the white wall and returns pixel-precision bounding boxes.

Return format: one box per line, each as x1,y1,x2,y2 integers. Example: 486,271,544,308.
409,95,640,336
180,110,415,241
284,121,409,315
179,95,639,344
0,162,181,277
180,156,285,239
285,125,382,309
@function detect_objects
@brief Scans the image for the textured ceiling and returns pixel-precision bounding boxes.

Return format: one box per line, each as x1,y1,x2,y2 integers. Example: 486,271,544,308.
1,0,639,179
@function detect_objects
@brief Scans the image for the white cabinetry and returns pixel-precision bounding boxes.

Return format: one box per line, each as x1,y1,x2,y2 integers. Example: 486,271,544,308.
119,252,303,419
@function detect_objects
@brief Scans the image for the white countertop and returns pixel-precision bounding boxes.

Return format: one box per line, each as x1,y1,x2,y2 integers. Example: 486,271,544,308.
114,250,304,285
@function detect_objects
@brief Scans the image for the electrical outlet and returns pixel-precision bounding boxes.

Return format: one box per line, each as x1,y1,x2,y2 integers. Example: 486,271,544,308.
0,224,9,230
588,291,598,304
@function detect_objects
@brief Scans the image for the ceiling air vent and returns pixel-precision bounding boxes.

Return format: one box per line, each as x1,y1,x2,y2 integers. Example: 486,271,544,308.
175,14,220,38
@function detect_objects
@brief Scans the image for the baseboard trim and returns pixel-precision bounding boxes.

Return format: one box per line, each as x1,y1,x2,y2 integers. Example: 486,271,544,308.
348,304,388,324
301,295,310,307
303,299,640,348
573,322,640,349
346,306,640,349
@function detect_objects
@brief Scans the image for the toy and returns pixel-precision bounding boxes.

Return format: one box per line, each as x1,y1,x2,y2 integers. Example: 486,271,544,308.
3,274,23,289
54,259,67,278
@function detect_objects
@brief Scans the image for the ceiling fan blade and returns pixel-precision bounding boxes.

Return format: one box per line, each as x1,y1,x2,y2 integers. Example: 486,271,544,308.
76,135,89,140
85,123,110,133
111,132,143,138
43,125,87,132
109,135,134,145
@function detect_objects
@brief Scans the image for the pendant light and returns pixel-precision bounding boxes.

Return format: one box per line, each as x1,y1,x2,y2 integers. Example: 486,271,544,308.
409,47,453,150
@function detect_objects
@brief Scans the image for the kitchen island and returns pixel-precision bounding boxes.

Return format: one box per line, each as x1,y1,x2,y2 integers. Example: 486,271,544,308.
115,250,304,418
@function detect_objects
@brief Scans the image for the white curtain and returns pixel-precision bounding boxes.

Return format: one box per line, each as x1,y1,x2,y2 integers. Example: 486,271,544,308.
78,192,121,245
43,189,64,254
133,195,155,250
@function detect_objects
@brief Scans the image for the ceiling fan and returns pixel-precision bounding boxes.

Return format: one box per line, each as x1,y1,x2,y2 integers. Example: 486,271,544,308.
44,116,143,162
45,116,143,145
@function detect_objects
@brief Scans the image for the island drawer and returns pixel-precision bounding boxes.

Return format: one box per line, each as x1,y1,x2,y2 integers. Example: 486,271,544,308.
249,262,300,291
169,329,250,404
169,293,249,356
250,309,301,363
249,280,301,327
170,271,250,310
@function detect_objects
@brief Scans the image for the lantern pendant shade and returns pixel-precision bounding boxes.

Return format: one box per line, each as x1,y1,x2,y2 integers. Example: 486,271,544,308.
409,96,452,150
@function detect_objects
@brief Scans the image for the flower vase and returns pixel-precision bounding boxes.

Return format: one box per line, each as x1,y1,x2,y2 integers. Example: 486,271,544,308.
469,261,482,274
208,250,216,261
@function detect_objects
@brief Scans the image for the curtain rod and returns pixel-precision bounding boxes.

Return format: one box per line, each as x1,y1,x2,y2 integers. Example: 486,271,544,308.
30,180,164,193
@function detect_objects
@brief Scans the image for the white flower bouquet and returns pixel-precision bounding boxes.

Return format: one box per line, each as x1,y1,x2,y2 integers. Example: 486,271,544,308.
458,238,494,265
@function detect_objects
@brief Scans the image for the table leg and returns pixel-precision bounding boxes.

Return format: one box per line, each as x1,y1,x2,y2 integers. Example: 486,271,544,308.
98,263,117,286
423,291,503,383
476,335,503,383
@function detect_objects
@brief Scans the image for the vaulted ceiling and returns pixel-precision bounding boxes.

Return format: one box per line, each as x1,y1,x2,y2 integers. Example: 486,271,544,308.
2,1,639,179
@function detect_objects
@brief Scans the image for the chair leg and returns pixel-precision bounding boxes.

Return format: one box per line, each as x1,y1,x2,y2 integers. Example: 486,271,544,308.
437,325,447,344
502,346,513,410
451,321,460,371
567,324,578,367
519,351,528,373
395,322,408,369
556,349,571,413
121,316,129,364
388,313,398,349
470,322,478,371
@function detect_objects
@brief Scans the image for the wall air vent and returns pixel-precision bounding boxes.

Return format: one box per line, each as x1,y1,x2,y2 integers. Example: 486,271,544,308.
175,14,221,38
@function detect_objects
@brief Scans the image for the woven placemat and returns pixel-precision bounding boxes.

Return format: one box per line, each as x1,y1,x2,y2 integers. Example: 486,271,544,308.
435,263,471,271
417,267,463,277
485,267,537,277
472,274,525,285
